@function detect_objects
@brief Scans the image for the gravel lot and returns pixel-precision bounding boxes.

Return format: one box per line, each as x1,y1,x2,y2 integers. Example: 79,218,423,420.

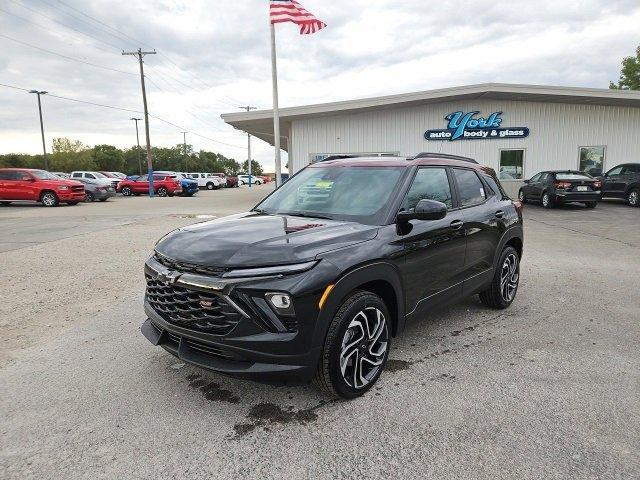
1,188,638,479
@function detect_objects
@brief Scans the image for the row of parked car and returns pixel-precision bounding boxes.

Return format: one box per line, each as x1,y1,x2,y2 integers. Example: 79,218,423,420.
0,168,272,206
517,163,640,209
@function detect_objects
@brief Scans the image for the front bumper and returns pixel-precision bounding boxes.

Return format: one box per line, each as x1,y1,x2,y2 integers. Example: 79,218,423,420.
554,191,602,203
140,254,338,383
59,191,86,201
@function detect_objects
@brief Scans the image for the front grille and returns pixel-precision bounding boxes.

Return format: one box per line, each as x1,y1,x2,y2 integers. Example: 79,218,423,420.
154,253,227,277
146,275,242,334
71,185,84,192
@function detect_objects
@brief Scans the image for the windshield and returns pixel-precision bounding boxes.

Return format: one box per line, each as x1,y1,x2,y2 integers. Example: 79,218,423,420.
255,166,405,225
32,170,61,180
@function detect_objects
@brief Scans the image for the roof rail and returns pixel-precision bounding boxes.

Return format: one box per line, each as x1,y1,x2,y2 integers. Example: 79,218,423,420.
410,152,478,164
320,155,359,161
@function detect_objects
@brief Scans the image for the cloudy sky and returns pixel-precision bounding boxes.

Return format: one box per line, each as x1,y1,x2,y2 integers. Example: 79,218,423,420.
1,0,639,171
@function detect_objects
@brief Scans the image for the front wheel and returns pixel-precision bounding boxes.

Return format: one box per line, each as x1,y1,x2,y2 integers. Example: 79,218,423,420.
479,246,520,309
157,187,168,197
585,201,597,209
121,186,132,196
314,291,391,399
40,191,59,207
627,188,639,207
85,192,95,202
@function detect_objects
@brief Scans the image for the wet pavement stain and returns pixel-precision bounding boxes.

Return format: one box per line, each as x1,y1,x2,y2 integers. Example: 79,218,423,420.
233,401,330,439
186,374,240,403
385,359,413,372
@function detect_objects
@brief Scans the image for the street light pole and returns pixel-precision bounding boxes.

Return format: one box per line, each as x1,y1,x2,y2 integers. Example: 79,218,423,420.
29,90,48,170
130,117,142,176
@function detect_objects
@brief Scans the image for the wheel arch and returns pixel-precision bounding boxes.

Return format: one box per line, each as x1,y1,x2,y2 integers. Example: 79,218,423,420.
314,261,406,349
494,227,524,268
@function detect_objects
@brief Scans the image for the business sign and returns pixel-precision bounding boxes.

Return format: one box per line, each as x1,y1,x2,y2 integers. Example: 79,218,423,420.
425,111,529,141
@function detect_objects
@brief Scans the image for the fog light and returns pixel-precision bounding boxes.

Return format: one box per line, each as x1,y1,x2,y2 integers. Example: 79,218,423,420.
265,292,294,316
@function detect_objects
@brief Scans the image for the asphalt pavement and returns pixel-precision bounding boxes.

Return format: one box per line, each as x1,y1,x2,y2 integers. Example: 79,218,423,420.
1,189,638,479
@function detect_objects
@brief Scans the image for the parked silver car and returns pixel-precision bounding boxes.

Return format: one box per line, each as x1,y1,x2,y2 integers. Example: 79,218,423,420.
74,178,116,202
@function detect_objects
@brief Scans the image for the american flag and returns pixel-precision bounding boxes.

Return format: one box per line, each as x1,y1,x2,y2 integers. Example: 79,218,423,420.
269,0,327,35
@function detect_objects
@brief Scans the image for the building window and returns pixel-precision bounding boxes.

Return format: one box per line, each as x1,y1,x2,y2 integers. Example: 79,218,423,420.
499,149,524,181
578,146,606,176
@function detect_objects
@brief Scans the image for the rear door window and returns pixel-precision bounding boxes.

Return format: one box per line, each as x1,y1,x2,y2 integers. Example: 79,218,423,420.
453,169,486,207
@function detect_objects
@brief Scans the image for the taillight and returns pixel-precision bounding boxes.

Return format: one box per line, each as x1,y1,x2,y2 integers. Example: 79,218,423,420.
554,181,572,189
593,180,602,188
513,200,523,213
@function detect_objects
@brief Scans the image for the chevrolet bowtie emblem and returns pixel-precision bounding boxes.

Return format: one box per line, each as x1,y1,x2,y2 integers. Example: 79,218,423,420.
157,270,180,284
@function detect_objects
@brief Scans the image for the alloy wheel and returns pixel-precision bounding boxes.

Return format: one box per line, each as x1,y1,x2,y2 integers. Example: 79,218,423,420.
42,193,56,207
122,187,132,196
629,190,639,207
339,307,388,389
157,187,168,197
500,253,519,302
518,190,525,202
542,193,550,207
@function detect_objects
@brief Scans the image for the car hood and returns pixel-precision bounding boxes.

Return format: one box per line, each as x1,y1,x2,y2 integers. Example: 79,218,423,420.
155,212,378,268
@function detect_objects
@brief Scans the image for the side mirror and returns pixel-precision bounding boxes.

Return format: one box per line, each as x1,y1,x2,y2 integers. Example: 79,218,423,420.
523,179,530,184
397,199,447,223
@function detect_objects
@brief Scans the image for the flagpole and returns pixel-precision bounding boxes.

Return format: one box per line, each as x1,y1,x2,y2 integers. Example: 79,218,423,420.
270,22,282,187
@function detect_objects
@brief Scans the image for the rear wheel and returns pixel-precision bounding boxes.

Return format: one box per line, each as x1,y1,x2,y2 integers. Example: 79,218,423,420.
157,187,168,197
627,188,639,207
314,291,391,399
541,191,554,209
40,191,59,207
585,201,597,209
121,186,132,196
479,246,520,309
0,201,10,206
206,182,215,190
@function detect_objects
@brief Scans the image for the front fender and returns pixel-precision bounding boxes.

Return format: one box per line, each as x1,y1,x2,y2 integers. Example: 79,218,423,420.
311,261,406,350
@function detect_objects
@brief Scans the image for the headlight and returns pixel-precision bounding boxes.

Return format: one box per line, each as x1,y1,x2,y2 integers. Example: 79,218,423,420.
58,186,69,190
221,260,317,279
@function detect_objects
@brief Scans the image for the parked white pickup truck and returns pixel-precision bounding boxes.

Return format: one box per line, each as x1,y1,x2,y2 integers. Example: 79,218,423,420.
186,172,223,190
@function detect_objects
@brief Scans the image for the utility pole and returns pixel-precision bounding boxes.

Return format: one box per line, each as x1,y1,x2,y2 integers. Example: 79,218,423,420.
239,106,257,187
130,117,142,175
29,90,48,170
182,131,188,172
122,48,156,197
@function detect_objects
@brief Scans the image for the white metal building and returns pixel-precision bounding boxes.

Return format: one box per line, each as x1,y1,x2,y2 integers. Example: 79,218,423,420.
221,83,640,196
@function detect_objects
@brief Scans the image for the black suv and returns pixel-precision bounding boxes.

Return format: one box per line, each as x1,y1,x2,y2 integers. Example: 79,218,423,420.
599,163,640,207
142,154,524,398
518,170,602,209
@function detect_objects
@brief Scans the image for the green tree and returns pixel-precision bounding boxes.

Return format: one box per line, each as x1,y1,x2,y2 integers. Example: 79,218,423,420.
92,144,125,172
610,45,640,90
50,137,93,172
241,159,263,176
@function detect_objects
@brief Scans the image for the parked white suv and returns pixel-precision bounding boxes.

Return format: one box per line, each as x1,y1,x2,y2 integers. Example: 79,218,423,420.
187,173,223,190
70,171,119,188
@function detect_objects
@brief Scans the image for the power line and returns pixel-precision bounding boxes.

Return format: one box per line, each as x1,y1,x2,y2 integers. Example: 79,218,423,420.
0,33,136,76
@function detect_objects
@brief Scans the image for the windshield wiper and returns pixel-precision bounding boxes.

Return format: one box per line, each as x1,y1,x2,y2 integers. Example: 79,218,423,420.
281,211,334,220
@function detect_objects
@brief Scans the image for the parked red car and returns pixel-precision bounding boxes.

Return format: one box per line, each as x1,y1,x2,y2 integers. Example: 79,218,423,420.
0,168,85,207
225,175,239,188
261,175,271,183
117,174,182,197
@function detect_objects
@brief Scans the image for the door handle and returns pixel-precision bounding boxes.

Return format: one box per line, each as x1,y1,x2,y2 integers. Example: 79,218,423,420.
495,210,504,219
450,220,463,230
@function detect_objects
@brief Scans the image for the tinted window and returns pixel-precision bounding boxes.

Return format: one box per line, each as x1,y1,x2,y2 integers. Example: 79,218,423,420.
0,171,16,180
72,173,81,178
404,168,452,210
138,175,148,181
529,173,542,183
482,174,503,199
453,169,486,206
16,171,32,181
539,173,550,183
607,166,623,176
86,173,95,179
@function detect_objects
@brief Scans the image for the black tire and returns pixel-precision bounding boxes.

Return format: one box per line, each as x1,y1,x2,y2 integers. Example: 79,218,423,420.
40,191,59,207
99,198,107,202
66,201,79,206
541,191,554,209
157,187,168,197
314,290,391,399
0,201,11,206
518,189,527,203
85,192,95,202
479,246,520,309
585,201,597,209
206,182,215,190
121,186,132,196
627,188,639,207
